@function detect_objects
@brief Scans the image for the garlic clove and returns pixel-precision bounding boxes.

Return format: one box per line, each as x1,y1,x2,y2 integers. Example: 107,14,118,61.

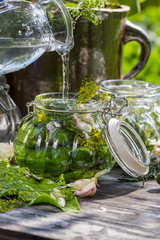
73,179,92,190
58,197,66,207
73,178,97,197
74,181,97,197
74,117,92,132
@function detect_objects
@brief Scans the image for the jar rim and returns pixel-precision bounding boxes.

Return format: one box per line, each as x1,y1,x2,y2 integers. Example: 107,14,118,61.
34,92,103,113
100,79,160,98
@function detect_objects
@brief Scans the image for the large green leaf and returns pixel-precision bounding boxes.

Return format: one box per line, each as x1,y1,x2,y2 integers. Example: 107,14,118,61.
0,160,80,213
26,178,80,213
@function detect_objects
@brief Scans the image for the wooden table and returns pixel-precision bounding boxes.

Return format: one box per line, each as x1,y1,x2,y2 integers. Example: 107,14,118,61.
0,168,160,240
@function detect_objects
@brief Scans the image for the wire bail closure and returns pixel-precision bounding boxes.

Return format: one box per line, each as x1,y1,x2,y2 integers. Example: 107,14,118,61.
17,101,35,130
100,96,128,123
27,101,35,114
0,83,17,112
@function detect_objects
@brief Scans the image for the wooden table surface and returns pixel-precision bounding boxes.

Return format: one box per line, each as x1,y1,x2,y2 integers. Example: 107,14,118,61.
0,168,160,240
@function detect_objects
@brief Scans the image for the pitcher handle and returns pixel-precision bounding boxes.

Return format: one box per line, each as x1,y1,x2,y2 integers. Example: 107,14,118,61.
122,20,151,79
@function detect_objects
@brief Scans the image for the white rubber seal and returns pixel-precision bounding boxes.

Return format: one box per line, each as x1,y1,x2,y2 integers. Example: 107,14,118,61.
108,118,149,176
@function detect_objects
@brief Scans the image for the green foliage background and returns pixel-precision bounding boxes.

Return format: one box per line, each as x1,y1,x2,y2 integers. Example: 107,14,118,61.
122,2,160,85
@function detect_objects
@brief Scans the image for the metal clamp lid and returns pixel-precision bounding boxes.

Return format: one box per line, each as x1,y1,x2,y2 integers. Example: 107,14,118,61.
104,118,150,178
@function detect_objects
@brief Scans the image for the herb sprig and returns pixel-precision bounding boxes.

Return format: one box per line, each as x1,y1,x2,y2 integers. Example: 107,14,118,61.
65,0,141,28
76,75,109,104
76,75,100,103
65,0,120,27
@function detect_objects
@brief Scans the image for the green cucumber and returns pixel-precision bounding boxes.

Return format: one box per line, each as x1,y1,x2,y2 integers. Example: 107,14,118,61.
71,147,94,170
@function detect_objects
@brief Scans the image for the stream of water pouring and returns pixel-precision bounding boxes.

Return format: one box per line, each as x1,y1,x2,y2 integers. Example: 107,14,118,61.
61,54,70,102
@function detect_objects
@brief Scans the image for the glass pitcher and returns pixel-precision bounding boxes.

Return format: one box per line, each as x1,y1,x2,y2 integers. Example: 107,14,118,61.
0,0,73,74
13,93,150,182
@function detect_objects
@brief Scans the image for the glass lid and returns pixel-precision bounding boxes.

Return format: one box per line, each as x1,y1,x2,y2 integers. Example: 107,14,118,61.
104,118,150,178
100,79,160,98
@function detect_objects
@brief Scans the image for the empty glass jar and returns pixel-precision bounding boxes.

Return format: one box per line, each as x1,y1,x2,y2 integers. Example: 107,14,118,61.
100,79,160,155
0,75,20,159
0,75,20,143
13,92,150,181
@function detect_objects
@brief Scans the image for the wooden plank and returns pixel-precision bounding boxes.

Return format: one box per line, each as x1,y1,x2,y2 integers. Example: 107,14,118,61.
0,168,160,240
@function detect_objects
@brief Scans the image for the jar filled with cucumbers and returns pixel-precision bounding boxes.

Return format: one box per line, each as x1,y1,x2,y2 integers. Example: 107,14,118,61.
14,92,150,181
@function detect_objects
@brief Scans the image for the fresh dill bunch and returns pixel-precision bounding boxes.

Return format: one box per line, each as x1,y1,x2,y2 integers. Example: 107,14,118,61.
76,75,111,104
65,0,121,27
0,160,31,212
66,0,104,27
76,75,100,103
0,199,21,213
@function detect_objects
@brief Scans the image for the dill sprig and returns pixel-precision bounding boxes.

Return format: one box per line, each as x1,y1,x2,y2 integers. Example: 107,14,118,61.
0,199,21,213
65,0,120,28
76,75,110,104
76,75,100,103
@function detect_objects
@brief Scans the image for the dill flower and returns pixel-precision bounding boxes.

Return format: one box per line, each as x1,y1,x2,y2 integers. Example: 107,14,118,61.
99,92,110,104
38,113,45,122
76,76,100,103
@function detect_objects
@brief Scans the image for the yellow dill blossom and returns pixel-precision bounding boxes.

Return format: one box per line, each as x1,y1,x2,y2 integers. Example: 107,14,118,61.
99,92,110,104
0,199,21,213
74,128,106,150
127,97,135,104
42,98,50,102
84,128,106,150
37,95,43,100
19,191,31,202
37,95,51,103
76,76,100,103
119,115,124,121
38,113,45,122
137,107,142,115
5,172,15,183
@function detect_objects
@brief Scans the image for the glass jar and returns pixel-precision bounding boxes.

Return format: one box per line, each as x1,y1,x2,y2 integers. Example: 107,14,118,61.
100,80,160,156
13,92,150,181
0,75,20,143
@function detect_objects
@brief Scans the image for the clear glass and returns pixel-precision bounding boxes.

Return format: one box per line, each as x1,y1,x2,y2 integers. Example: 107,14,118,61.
0,76,20,143
0,0,73,74
13,93,115,181
100,80,160,155
104,119,150,178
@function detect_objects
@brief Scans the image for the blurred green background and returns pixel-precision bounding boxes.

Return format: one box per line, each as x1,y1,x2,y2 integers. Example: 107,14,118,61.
122,0,160,85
